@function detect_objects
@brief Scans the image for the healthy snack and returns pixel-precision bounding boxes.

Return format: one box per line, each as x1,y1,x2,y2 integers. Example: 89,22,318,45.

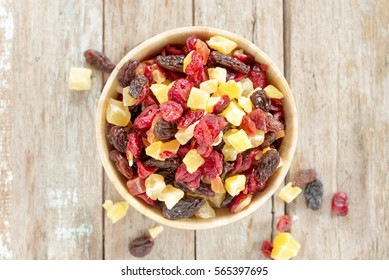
148,225,164,239
331,191,349,216
128,236,154,257
102,200,129,223
278,182,302,203
270,232,301,260
304,179,324,210
276,215,292,232
104,34,286,220
68,67,92,90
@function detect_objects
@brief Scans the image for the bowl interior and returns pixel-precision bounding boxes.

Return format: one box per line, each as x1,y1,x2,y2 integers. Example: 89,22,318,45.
96,26,298,230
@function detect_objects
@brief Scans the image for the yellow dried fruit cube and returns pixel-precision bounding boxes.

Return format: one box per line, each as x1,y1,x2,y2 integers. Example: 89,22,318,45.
222,144,239,162
219,100,245,126
183,50,194,72
116,86,123,93
264,85,284,99
208,192,226,208
148,225,164,239
212,131,223,146
222,129,239,145
225,175,246,196
161,139,180,154
226,129,253,153
103,200,129,224
145,141,163,160
208,67,227,85
122,86,137,106
237,96,253,113
211,176,226,194
206,96,222,113
187,87,210,110
271,232,301,260
206,35,238,54
145,174,166,200
150,83,169,104
106,98,131,126
183,149,205,173
217,80,243,99
152,69,166,83
200,79,219,94
240,78,255,97
69,67,92,90
175,120,199,145
278,182,302,203
195,201,216,219
249,130,265,147
157,184,184,209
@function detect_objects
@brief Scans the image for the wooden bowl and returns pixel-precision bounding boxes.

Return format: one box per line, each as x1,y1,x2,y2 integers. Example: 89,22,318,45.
96,26,298,230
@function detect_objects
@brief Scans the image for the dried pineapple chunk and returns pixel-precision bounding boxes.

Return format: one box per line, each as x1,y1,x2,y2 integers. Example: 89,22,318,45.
175,120,199,145
264,85,284,99
183,149,205,173
219,100,245,126
208,67,227,85
195,201,216,219
206,96,222,113
69,67,92,90
161,139,180,154
211,176,226,194
240,78,255,97
278,182,302,203
152,69,166,83
103,200,129,224
217,80,243,100
249,130,265,147
226,129,253,153
237,96,253,113
145,174,166,200
106,98,131,126
148,225,164,239
183,50,194,72
222,144,239,162
222,128,239,145
225,175,246,196
102,200,114,211
157,184,185,209
150,83,169,104
145,141,163,160
187,87,210,110
208,192,226,208
122,86,137,106
206,35,238,54
271,232,301,260
200,79,219,94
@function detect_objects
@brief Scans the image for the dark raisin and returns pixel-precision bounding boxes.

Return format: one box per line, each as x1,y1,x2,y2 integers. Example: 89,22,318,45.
220,193,234,208
304,179,324,210
84,49,115,73
153,120,178,141
157,171,176,184
173,181,215,197
256,149,280,183
292,169,318,186
220,162,234,180
266,115,284,132
250,89,271,112
128,236,154,257
129,75,149,99
162,196,205,220
118,59,139,87
109,150,136,179
106,125,128,154
259,132,277,149
144,157,181,172
209,51,250,74
156,55,185,72
129,105,142,123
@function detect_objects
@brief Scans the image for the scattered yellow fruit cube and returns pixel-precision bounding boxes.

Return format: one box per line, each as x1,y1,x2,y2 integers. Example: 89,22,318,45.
222,144,239,162
150,83,169,104
103,200,129,224
206,35,238,54
271,232,301,260
217,80,243,99
206,96,222,113
145,141,163,160
161,139,180,154
226,129,253,153
264,85,284,99
102,200,114,211
122,86,138,106
187,87,210,110
219,100,245,126
69,67,92,90
200,79,219,94
183,50,194,72
240,78,255,97
208,192,226,208
183,149,205,173
148,225,164,239
225,175,246,196
249,130,265,147
152,69,166,83
237,96,253,113
157,184,184,209
208,67,227,85
106,98,131,126
195,201,216,219
145,174,166,200
175,120,199,145
278,182,302,203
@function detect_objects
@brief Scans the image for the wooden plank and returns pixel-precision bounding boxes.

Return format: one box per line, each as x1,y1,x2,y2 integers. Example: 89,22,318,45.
285,0,389,259
1,0,103,259
103,0,195,260
194,0,284,259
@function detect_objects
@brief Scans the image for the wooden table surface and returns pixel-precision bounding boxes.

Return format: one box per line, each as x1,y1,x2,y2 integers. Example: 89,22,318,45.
1,0,388,260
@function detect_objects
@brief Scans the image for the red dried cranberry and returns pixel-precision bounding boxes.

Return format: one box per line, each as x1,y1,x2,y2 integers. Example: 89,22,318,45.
197,144,213,158
260,240,273,259
228,192,253,213
126,132,143,158
175,164,202,189
133,105,160,131
186,35,199,52
185,51,205,86
201,150,223,180
137,161,158,178
177,144,191,158
273,111,284,122
240,115,257,136
194,114,228,147
137,193,157,206
195,39,210,64
276,215,292,232
159,151,177,159
177,110,204,129
270,98,283,112
166,44,185,55
160,101,183,122
126,177,146,196
213,95,230,114
331,192,349,216
168,78,192,104
248,63,268,89
249,109,267,131
232,52,255,65
143,93,158,107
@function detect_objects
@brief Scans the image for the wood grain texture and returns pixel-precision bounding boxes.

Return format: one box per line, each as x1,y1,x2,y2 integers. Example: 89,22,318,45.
103,0,195,260
2,0,104,259
194,0,284,259
285,0,389,259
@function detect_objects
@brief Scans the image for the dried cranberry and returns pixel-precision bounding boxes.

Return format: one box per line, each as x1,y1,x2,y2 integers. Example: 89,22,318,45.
177,110,204,129
126,132,143,158
185,51,205,86
240,115,257,136
156,55,184,72
250,89,271,112
226,71,246,82
213,95,231,114
142,93,158,107
249,109,267,131
166,44,185,55
153,119,178,141
177,144,191,158
186,35,199,52
137,161,158,178
168,78,192,104
228,192,253,213
201,150,223,180
194,114,228,147
137,193,157,206
84,49,115,73
197,144,213,158
143,64,157,83
273,111,284,122
160,101,183,122
331,192,349,216
159,151,176,159
133,105,160,131
256,149,280,183
260,240,274,259
175,164,202,189
270,98,283,112
292,169,318,186
276,215,292,232
248,63,268,89
118,59,140,87
126,177,146,196
106,125,128,154
244,168,266,193
109,150,136,179
128,236,154,257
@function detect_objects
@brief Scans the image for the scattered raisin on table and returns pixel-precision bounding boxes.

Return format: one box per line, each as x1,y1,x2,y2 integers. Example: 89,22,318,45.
209,51,250,74
292,169,318,186
156,55,185,72
153,119,178,141
304,179,324,210
128,236,154,257
162,196,205,220
118,59,139,87
84,49,115,73
256,149,280,183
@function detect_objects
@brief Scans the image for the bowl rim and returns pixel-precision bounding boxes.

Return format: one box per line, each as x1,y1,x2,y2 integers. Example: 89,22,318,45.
96,26,298,230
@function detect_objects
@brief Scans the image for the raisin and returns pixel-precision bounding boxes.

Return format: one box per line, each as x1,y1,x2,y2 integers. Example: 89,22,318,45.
220,193,234,208
250,89,271,112
128,236,154,257
213,95,230,114
153,119,178,141
162,196,205,220
144,157,181,172
156,171,175,185
220,162,234,180
266,115,284,133
259,132,277,149
118,59,140,87
256,149,280,183
109,150,136,179
173,181,215,197
209,51,250,74
292,169,318,186
106,125,128,154
129,105,142,123
260,240,274,259
160,101,183,122
248,63,268,89
276,215,292,232
331,191,349,216
156,55,185,72
177,110,204,129
83,49,115,73
129,75,149,99
304,179,324,210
